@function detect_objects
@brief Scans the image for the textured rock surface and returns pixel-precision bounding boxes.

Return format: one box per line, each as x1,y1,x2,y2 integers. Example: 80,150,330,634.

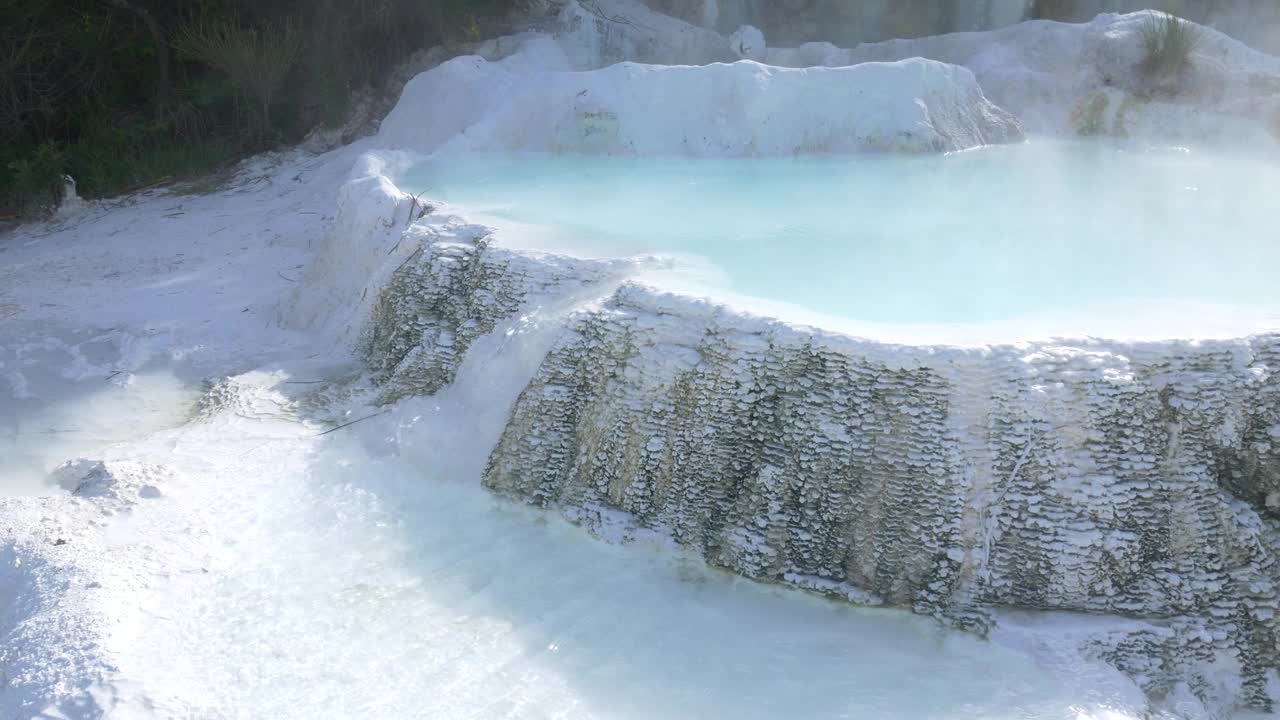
649,0,1280,54
49,459,167,504
363,223,629,402
652,0,1034,46
378,47,1024,156
449,280,1280,711
1037,0,1280,55
329,149,1280,711
727,24,766,61
762,12,1280,141
557,0,736,68
318,6,1280,709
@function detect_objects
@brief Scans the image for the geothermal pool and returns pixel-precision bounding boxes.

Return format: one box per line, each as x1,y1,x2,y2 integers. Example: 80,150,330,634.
402,139,1280,325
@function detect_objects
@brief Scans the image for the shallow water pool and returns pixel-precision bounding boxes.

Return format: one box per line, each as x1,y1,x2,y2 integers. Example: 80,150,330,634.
402,139,1280,325
120,426,1138,719
107,306,1149,718
0,328,199,495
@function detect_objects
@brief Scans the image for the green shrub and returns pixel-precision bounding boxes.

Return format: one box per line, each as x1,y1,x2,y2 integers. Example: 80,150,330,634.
5,144,67,216
1138,12,1202,88
64,123,237,198
2,0,520,218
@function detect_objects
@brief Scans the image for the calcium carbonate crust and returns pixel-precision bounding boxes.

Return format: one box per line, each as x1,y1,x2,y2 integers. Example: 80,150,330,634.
762,11,1280,144
546,1,1280,146
289,5,1280,715
0,460,175,718
377,45,1024,156
482,282,1280,712
341,178,1279,713
362,220,636,404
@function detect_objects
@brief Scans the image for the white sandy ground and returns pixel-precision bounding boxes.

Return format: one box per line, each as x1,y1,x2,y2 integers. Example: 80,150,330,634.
0,148,363,496
3,8,1280,719
0,146,366,716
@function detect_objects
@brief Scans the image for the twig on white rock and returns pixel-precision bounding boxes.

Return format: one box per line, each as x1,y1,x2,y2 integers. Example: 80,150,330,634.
315,410,390,437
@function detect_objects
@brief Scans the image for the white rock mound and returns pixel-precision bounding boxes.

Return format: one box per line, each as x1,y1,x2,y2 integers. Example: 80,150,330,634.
556,0,735,69
764,11,1280,143
378,50,1023,156
728,24,766,61
52,459,167,505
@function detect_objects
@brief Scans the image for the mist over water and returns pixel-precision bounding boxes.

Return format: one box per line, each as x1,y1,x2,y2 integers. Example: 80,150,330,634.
403,138,1280,325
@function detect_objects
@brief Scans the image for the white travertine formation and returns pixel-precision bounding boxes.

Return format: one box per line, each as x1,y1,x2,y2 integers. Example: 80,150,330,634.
650,0,1280,55
557,0,735,68
559,3,1280,145
377,48,1023,157
652,0,1036,46
763,11,1280,142
357,220,1279,714
296,4,1280,714
728,24,766,61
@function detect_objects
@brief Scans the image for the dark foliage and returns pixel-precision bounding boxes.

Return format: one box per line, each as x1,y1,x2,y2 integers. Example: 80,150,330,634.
1,0,516,216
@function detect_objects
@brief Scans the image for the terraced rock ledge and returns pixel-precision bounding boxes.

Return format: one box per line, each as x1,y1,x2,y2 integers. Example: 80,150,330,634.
281,5,1280,715
345,214,1280,713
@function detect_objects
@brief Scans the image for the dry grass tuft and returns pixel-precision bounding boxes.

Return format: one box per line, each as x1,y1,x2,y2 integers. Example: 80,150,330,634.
1138,12,1202,90
174,16,303,138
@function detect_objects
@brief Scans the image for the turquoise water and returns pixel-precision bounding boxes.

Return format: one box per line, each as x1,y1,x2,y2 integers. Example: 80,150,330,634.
402,140,1280,324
